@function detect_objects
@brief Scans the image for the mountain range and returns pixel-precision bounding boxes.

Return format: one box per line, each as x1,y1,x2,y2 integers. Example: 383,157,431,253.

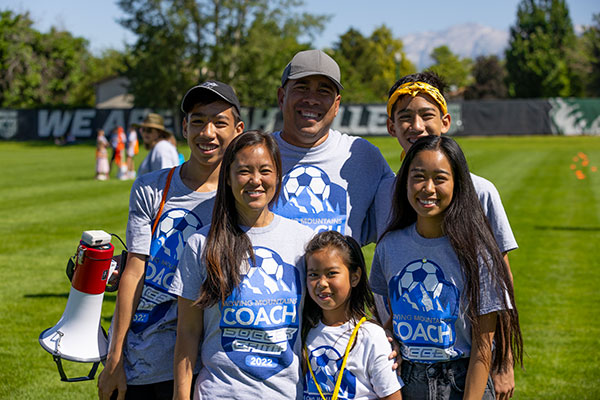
401,22,509,70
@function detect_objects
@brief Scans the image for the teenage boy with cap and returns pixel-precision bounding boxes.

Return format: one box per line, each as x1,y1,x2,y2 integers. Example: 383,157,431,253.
272,49,394,245
134,113,180,176
98,81,244,400
378,71,518,400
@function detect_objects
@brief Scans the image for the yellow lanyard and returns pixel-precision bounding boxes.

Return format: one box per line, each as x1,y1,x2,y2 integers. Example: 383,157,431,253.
305,317,367,400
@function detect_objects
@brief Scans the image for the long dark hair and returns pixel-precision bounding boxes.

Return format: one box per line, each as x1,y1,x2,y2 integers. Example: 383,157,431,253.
382,135,523,372
195,130,282,307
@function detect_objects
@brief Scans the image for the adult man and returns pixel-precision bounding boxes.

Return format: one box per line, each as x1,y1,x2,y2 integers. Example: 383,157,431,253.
272,49,394,245
135,113,180,177
97,81,244,400
380,71,518,400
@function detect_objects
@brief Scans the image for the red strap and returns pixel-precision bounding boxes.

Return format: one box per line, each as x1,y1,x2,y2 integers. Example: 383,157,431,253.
151,167,176,236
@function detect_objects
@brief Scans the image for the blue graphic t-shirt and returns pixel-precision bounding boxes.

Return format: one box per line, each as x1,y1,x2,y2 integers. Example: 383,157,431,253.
130,207,204,332
113,166,216,385
272,130,394,245
369,224,505,364
170,215,314,400
272,164,347,234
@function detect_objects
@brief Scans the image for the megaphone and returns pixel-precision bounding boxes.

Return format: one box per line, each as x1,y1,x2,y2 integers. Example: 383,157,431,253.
39,230,115,382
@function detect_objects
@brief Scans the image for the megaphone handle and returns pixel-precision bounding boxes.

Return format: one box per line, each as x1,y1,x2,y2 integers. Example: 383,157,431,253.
53,354,101,382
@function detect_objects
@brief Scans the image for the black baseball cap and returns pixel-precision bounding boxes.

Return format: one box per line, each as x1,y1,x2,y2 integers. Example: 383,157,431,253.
180,80,241,114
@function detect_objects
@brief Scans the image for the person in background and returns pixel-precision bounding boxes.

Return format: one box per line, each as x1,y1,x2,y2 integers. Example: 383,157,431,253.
134,113,180,177
96,128,110,180
125,126,139,180
109,126,126,176
97,81,244,400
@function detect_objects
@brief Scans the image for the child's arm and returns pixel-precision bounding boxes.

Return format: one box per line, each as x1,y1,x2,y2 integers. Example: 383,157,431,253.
173,297,204,400
464,312,497,400
380,391,403,400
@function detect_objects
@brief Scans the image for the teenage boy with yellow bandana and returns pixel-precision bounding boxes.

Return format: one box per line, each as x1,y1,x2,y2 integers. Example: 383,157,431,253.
374,71,518,400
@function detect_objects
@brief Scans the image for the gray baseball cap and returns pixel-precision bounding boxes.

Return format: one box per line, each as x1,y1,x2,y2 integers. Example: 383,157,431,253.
281,50,343,91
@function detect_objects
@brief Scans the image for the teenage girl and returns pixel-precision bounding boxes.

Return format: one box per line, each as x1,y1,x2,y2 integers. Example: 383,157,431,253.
369,135,523,400
303,230,403,400
170,130,314,400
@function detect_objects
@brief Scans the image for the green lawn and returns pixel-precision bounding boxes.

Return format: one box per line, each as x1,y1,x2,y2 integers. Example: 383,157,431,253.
1,136,599,399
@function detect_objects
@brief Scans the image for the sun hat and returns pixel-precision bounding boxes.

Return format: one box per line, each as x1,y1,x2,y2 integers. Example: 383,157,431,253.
132,113,173,137
180,80,241,114
281,49,343,91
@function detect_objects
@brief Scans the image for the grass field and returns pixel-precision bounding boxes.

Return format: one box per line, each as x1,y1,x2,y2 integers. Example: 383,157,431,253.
0,136,599,399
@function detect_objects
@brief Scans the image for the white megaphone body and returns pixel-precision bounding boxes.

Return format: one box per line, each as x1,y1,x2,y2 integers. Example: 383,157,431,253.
39,230,115,382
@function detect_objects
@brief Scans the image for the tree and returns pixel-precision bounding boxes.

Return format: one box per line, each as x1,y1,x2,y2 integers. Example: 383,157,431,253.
428,45,472,93
464,55,508,99
580,13,600,97
117,0,196,109
0,10,124,108
117,0,328,108
505,0,575,97
331,25,415,103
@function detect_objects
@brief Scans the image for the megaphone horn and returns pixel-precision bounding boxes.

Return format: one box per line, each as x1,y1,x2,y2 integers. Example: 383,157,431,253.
39,230,115,382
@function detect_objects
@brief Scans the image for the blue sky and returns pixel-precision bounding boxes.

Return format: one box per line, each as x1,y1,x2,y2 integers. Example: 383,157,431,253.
3,0,598,54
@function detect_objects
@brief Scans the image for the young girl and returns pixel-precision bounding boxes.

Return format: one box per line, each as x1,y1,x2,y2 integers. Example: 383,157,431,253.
170,130,314,400
369,136,523,400
95,128,110,180
303,231,403,400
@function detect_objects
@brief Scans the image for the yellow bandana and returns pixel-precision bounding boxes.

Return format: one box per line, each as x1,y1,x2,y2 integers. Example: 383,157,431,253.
386,81,448,117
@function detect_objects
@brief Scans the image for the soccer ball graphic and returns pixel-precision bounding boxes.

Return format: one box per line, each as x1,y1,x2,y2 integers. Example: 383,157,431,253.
309,346,341,393
308,346,356,397
398,259,446,312
154,209,203,259
241,247,296,295
282,166,332,213
400,259,444,298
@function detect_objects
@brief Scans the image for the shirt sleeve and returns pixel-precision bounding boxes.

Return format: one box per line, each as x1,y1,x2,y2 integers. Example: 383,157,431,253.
126,177,156,254
169,233,205,301
369,246,388,297
477,255,508,315
364,324,403,397
361,144,395,246
472,174,518,253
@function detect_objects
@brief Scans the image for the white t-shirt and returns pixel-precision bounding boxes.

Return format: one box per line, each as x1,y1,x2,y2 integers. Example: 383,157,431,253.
137,139,180,176
304,319,403,400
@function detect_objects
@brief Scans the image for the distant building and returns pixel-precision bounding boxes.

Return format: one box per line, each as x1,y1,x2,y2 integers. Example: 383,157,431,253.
95,76,134,109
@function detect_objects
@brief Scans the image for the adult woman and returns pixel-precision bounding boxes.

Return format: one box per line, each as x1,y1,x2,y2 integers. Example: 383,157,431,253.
170,130,314,399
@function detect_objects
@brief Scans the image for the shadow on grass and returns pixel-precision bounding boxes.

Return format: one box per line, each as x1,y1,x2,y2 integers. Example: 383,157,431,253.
24,293,117,302
24,293,70,299
534,225,600,231
22,140,96,148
